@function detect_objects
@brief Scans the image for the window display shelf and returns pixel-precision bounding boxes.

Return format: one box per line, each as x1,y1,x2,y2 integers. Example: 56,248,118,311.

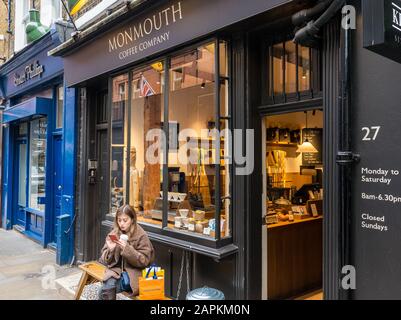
266,142,298,148
146,229,238,260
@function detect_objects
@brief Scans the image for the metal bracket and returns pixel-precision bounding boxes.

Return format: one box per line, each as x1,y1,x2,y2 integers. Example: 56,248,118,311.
336,151,360,165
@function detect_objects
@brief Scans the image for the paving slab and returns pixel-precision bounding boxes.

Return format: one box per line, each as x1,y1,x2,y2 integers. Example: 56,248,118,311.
0,229,78,300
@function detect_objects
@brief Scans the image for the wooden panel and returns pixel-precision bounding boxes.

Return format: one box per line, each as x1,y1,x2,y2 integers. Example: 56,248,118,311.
142,95,162,211
267,218,322,300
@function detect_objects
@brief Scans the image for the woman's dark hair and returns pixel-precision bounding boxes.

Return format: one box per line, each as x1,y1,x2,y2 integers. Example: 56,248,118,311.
113,205,137,238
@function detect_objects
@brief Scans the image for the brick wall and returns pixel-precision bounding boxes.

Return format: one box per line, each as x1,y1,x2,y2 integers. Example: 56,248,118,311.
0,0,12,65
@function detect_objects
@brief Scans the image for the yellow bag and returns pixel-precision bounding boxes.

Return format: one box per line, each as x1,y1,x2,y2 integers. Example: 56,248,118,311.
139,265,165,300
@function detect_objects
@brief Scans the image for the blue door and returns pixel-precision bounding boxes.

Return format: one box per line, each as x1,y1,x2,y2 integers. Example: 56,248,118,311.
51,136,63,245
15,138,28,227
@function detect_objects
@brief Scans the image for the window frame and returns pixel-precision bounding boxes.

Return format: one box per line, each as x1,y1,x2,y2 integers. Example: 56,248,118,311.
106,37,233,249
262,35,322,106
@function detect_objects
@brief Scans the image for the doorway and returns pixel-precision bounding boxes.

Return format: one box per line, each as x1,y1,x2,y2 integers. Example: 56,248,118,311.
261,110,324,300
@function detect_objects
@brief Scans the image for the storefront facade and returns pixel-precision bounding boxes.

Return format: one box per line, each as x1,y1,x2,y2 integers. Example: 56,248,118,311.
0,24,77,265
50,0,401,299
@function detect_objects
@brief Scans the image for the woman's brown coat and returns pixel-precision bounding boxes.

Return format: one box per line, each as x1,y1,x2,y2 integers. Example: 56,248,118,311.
99,224,155,296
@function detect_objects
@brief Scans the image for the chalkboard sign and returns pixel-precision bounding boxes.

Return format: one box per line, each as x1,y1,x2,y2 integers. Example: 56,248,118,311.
302,128,323,165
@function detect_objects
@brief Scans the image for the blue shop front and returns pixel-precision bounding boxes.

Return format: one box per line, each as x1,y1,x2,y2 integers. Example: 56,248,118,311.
0,26,76,265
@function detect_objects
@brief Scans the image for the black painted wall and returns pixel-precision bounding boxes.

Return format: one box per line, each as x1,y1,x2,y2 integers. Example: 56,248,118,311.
350,0,401,299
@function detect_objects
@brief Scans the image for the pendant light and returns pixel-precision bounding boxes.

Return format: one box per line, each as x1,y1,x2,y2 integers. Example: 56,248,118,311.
297,111,318,153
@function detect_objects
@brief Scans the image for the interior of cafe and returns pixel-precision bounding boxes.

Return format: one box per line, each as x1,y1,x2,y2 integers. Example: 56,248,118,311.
263,110,323,300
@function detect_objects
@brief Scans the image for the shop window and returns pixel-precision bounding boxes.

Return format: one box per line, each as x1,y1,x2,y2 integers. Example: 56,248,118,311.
267,40,320,103
29,118,47,212
56,85,64,129
130,62,165,228
18,141,27,207
19,123,28,136
167,41,231,239
107,39,231,243
110,74,129,215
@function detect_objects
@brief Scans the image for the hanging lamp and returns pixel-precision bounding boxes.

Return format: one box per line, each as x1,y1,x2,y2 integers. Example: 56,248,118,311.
297,111,318,153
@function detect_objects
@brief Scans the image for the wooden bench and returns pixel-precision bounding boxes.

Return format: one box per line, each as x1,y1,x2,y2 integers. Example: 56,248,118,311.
75,261,107,300
75,261,171,300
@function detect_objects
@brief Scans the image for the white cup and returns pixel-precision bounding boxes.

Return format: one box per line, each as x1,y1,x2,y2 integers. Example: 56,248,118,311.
179,209,189,218
120,234,128,242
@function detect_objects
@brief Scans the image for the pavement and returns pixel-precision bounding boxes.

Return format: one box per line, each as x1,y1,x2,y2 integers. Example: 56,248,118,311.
0,228,78,300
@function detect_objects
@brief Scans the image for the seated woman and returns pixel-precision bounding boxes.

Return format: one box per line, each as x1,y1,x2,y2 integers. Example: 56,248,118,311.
99,204,154,300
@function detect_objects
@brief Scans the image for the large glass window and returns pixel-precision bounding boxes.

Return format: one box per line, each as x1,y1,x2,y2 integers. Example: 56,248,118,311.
168,41,230,239
110,74,128,214
29,118,47,211
130,62,164,227
108,39,231,242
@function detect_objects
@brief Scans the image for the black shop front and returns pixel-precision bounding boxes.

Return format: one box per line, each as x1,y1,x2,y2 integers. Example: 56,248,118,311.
50,0,401,299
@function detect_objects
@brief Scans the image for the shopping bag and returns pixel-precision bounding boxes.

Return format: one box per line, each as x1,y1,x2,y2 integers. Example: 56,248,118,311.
142,265,165,279
138,264,165,300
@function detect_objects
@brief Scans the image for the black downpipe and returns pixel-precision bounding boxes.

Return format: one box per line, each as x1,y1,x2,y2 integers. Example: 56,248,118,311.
337,2,356,300
293,0,346,47
7,0,11,34
292,0,332,27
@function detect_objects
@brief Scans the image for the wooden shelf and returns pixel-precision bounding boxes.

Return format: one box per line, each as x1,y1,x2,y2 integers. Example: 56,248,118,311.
266,142,299,148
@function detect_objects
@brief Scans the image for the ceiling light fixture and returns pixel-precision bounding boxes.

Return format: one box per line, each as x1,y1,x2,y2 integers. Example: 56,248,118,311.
297,111,318,153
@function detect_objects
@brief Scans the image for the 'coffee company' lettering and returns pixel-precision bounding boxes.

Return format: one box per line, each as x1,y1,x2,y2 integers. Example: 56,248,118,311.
108,2,183,53
14,61,44,86
392,2,401,31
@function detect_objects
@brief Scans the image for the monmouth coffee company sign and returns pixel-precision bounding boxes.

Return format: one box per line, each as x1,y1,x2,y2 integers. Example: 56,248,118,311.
363,0,401,63
107,2,182,61
62,0,290,86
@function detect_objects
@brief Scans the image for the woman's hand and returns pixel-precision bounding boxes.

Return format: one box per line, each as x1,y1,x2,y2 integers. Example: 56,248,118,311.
115,240,127,251
106,236,117,251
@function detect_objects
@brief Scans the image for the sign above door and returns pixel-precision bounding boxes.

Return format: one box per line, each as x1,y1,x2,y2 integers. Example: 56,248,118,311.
363,0,401,64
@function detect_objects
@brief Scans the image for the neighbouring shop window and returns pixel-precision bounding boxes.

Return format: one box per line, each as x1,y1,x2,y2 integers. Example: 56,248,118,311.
19,123,28,136
110,74,128,214
130,62,165,227
168,41,231,239
268,40,318,99
29,118,47,212
18,142,27,207
56,85,64,129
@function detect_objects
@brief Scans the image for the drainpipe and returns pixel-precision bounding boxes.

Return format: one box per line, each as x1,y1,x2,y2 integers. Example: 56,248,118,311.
293,0,346,47
292,0,332,27
336,1,358,300
293,0,357,299
7,0,11,34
